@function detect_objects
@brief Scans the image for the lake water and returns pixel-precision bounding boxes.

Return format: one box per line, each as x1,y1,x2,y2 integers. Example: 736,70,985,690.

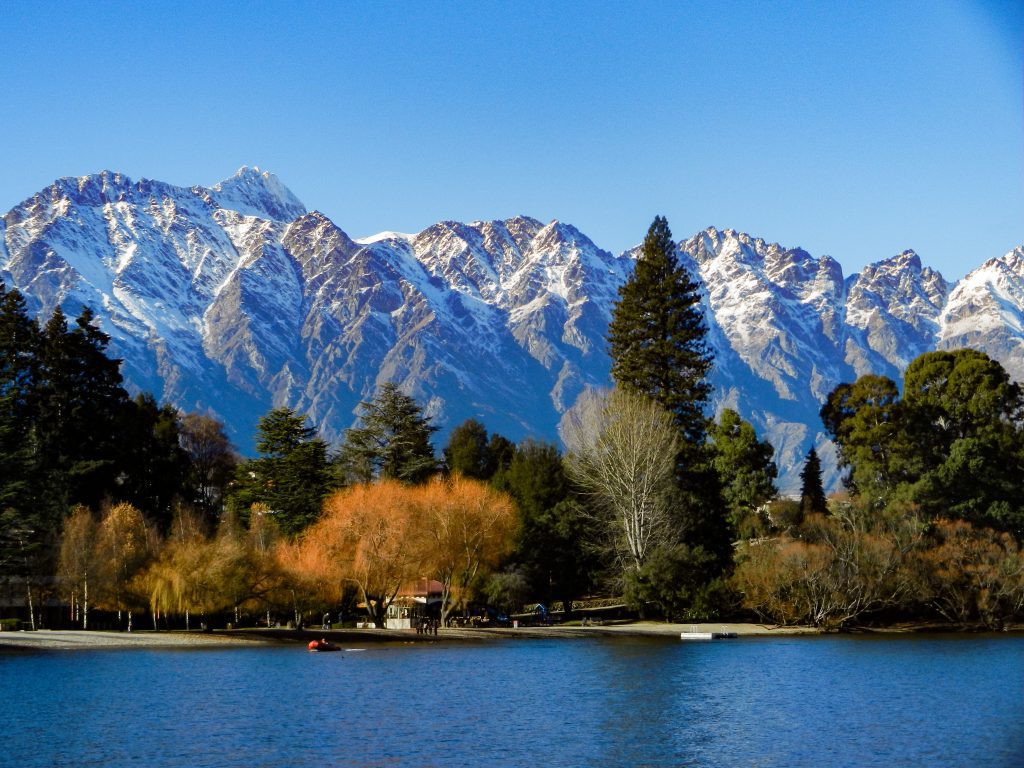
1,634,1022,767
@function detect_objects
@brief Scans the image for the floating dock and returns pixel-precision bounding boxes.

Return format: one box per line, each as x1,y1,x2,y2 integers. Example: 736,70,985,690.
680,627,739,640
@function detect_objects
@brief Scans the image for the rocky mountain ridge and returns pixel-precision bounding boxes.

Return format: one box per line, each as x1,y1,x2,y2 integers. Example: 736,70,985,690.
3,167,1021,492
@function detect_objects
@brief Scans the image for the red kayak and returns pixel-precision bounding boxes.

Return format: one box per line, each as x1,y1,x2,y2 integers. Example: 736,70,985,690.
308,639,340,652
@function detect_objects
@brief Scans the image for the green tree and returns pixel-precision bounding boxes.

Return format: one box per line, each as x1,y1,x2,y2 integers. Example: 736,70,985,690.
35,306,132,514
606,216,731,577
624,541,731,621
233,407,331,536
822,350,1024,532
607,215,712,444
444,418,495,479
901,350,1024,530
337,383,437,484
820,374,908,500
709,409,777,531
799,448,828,517
0,284,38,515
0,285,43,583
118,394,189,532
495,440,593,615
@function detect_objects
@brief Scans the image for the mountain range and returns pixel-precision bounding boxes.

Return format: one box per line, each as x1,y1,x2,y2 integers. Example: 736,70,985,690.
3,167,1022,493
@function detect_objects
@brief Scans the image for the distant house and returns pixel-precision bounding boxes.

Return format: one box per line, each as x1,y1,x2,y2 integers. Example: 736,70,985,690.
385,578,443,629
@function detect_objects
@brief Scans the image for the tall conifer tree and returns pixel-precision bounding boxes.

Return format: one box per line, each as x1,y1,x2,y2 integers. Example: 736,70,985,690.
0,284,39,514
35,306,131,513
337,383,437,484
799,447,828,516
0,284,43,582
607,215,712,444
233,407,330,536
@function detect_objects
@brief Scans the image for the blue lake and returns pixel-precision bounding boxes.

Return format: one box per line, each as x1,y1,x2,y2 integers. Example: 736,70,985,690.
1,634,1022,767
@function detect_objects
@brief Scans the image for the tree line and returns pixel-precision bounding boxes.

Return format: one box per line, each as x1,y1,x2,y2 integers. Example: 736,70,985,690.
5,214,1024,632
733,348,1024,629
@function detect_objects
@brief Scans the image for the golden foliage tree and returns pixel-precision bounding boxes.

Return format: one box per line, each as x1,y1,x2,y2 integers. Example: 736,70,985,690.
94,502,158,631
58,505,98,628
921,519,1024,629
206,504,288,626
286,479,517,629
415,476,517,624
146,505,213,629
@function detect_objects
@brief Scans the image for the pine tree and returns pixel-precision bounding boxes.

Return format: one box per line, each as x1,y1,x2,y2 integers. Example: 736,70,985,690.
35,306,131,513
337,383,437,484
443,418,492,479
0,284,39,515
233,407,330,536
118,393,189,532
0,284,44,583
607,215,712,444
799,447,828,516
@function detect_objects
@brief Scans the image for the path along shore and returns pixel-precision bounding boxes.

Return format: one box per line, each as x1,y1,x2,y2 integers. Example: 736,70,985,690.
0,622,816,651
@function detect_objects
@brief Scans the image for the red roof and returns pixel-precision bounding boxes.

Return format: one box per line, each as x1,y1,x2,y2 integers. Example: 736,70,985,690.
397,578,443,598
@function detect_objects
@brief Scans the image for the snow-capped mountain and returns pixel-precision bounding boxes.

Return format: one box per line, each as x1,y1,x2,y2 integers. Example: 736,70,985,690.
2,167,1021,493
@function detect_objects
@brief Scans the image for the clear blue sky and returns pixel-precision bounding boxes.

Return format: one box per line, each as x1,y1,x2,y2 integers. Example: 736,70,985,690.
2,0,1021,280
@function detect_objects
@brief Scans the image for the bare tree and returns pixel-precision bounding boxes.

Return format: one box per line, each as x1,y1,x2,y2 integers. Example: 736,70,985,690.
179,413,237,520
562,387,680,573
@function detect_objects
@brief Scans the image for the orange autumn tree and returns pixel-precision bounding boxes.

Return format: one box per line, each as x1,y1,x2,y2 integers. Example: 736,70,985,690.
415,476,518,625
301,481,427,628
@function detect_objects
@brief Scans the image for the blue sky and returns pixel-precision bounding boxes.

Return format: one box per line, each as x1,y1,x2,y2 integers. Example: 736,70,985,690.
1,0,1021,280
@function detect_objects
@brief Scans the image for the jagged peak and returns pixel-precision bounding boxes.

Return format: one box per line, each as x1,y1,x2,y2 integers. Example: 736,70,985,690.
996,244,1024,271
873,249,922,271
496,214,544,230
959,245,1024,283
852,250,952,294
206,166,306,222
685,226,783,257
9,171,197,216
290,209,350,236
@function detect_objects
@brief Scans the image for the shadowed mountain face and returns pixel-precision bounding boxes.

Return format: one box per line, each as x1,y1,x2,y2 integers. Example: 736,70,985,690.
3,168,1020,492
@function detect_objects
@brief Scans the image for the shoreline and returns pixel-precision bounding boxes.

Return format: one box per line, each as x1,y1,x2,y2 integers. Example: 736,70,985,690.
2,620,1019,652
0,622,811,651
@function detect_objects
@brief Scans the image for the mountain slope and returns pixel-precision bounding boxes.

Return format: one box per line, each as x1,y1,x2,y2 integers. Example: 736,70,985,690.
2,168,1020,493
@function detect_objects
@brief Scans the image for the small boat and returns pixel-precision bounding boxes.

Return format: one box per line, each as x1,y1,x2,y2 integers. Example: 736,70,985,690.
308,639,340,652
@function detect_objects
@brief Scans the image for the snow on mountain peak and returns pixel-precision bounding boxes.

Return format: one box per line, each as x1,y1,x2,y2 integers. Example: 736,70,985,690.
206,166,306,222
355,231,417,245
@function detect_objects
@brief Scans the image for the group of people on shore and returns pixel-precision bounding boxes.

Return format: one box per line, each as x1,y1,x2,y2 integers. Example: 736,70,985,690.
416,617,439,636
